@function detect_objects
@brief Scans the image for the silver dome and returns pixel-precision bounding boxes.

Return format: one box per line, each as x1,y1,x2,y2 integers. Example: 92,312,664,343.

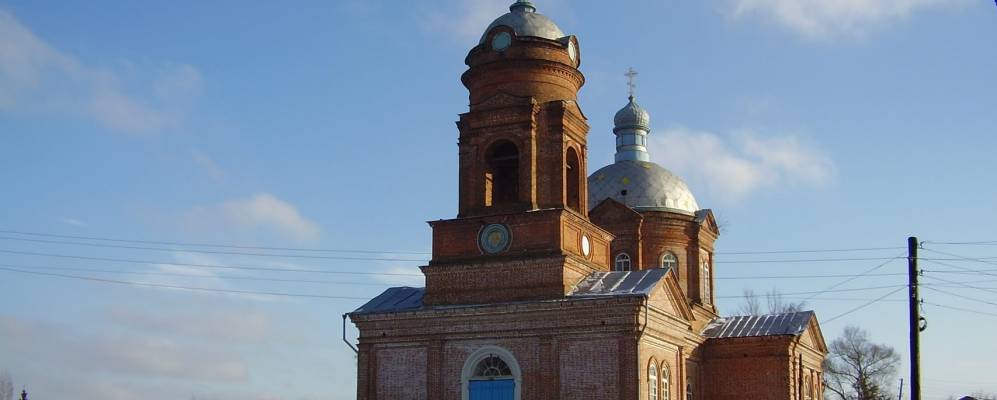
613,96,650,132
588,160,699,214
479,1,566,45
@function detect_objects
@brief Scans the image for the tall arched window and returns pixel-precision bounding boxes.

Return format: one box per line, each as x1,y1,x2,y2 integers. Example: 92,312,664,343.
566,147,581,211
702,261,711,303
462,346,521,400
485,141,520,207
614,253,632,271
660,364,670,400
648,362,658,400
661,252,678,270
686,382,693,400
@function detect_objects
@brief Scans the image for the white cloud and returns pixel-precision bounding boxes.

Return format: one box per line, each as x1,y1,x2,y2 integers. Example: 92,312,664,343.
220,194,322,242
728,0,966,39
179,194,321,243
0,8,201,134
649,127,834,201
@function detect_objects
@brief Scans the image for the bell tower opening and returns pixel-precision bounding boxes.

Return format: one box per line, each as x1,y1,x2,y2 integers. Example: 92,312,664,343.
566,147,581,212
485,140,520,207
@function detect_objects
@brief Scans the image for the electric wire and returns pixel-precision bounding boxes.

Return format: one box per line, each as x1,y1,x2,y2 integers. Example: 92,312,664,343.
0,263,395,286
0,249,424,276
715,246,905,255
799,254,904,303
0,266,371,300
714,256,904,264
0,236,428,262
714,284,907,299
820,286,908,324
925,301,997,318
921,270,997,296
922,285,997,308
0,228,431,255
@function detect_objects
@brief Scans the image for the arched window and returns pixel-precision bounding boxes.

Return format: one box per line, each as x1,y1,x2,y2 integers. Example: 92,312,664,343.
661,252,678,270
803,375,812,400
660,364,670,400
648,362,658,400
566,147,581,211
615,253,632,271
686,382,693,400
462,346,521,400
702,261,711,303
485,141,520,207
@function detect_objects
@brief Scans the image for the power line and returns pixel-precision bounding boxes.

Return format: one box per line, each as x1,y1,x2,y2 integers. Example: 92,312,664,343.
920,248,997,279
716,246,905,255
715,256,903,264
716,272,906,280
921,272,997,296
821,286,908,325
800,254,904,303
0,266,371,300
925,301,997,318
0,263,397,286
0,249,424,276
0,236,428,262
0,228,431,255
922,286,997,308
714,284,907,299
923,240,997,246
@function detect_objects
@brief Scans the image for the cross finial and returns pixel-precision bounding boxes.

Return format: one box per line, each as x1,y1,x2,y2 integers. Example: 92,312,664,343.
625,67,638,100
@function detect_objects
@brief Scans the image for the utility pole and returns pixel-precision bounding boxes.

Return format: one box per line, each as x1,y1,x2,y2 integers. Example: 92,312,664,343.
908,236,921,400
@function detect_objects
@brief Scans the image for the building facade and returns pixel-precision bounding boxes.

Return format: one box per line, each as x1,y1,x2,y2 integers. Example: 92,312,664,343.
348,2,827,399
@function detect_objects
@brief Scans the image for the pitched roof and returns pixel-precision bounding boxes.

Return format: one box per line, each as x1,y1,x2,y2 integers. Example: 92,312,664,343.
703,311,815,339
568,268,669,297
350,269,671,316
351,286,424,315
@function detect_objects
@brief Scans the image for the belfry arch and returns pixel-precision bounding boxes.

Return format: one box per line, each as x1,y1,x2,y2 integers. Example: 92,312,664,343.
566,146,581,212
484,140,520,207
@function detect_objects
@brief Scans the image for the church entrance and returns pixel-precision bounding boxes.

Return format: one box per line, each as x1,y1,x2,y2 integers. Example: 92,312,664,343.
467,353,517,400
468,379,515,400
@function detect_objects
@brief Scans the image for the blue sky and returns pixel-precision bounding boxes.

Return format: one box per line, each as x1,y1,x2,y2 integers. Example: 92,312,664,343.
1,0,996,399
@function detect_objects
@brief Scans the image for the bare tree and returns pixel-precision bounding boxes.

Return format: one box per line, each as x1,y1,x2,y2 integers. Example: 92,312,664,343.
0,370,13,400
735,289,807,316
824,326,900,400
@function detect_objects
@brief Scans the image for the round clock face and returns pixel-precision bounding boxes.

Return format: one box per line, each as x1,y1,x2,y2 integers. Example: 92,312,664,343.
492,32,512,51
479,224,512,254
581,234,591,257
567,41,577,63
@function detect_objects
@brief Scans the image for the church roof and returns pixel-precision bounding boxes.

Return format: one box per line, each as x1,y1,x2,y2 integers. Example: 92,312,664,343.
568,268,668,297
588,160,700,214
479,1,565,45
702,311,815,339
350,269,670,316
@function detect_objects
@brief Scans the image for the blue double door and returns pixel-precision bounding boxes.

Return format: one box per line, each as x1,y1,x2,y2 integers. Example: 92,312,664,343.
469,379,515,400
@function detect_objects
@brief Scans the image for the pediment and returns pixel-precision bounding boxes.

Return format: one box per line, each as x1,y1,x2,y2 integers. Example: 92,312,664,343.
590,198,642,225
695,209,720,235
647,268,695,322
802,315,828,353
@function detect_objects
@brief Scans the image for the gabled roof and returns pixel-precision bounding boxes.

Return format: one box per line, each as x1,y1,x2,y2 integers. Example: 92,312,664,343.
703,311,815,339
568,268,669,297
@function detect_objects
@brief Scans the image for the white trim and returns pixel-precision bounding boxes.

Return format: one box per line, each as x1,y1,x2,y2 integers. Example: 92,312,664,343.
461,345,522,400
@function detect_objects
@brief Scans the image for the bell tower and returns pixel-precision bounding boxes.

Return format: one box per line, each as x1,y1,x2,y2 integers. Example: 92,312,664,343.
422,1,613,306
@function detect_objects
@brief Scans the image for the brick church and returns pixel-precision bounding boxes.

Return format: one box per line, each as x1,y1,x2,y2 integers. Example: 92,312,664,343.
348,2,828,399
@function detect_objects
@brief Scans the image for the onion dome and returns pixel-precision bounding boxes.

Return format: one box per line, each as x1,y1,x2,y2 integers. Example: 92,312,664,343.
588,95,699,214
613,96,650,132
479,1,566,44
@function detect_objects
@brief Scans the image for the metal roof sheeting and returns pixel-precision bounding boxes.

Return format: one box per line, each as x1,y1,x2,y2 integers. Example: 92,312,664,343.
702,311,815,339
351,286,424,315
568,269,669,297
